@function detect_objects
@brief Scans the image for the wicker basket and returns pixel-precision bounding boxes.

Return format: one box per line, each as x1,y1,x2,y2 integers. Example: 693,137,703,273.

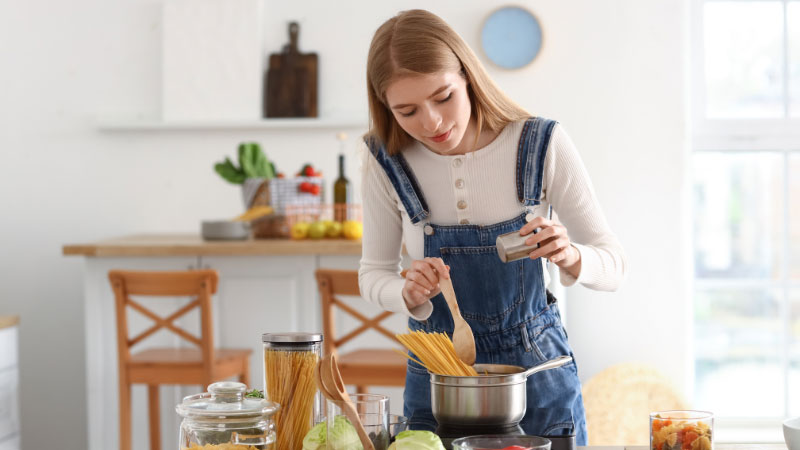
242,177,362,239
250,214,291,239
284,204,362,229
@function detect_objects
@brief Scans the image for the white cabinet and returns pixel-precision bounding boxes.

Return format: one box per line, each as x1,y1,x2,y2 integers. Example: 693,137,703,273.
0,436,19,450
0,324,20,450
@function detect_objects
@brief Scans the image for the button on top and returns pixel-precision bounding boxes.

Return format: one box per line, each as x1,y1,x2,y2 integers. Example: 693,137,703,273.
457,200,467,210
452,158,463,168
423,224,434,235
459,219,469,225
525,212,535,223
455,179,465,189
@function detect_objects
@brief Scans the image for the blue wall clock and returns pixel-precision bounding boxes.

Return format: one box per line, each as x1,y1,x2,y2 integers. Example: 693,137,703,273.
481,6,543,69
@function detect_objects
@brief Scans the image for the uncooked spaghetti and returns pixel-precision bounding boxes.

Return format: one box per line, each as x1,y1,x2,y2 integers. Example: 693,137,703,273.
396,330,478,376
264,349,318,450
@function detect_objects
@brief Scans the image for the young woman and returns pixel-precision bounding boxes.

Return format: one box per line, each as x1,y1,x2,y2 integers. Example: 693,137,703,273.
358,9,626,443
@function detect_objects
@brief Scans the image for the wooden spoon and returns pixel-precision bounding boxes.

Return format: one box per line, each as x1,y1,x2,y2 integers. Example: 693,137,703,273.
439,276,476,366
315,359,334,400
319,354,375,450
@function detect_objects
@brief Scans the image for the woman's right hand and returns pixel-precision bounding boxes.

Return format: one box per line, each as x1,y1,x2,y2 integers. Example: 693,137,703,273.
402,257,450,310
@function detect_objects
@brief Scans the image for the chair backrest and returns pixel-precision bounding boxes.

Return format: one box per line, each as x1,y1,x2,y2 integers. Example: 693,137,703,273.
582,362,689,446
314,269,401,357
108,270,219,369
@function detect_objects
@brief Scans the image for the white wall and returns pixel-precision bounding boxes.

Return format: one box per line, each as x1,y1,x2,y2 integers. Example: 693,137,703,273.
0,0,687,449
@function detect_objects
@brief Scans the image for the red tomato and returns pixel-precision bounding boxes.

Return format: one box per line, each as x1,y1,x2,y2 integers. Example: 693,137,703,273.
299,182,312,193
310,184,321,195
304,166,315,176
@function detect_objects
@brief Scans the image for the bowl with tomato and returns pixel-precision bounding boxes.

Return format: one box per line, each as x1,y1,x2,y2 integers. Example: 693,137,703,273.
451,434,551,450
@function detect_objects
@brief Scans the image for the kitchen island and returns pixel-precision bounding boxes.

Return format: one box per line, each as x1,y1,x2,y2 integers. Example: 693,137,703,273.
64,234,409,450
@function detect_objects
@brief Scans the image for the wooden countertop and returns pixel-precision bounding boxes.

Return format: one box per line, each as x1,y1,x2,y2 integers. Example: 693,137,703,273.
63,233,362,257
0,315,19,330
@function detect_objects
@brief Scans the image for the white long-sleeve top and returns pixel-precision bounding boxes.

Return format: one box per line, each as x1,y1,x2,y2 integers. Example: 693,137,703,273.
358,119,627,320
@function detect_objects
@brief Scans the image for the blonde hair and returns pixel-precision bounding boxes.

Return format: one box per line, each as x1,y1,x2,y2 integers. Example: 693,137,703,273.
366,9,530,155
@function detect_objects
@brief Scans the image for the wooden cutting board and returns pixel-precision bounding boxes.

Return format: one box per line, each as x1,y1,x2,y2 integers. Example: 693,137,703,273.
264,22,318,118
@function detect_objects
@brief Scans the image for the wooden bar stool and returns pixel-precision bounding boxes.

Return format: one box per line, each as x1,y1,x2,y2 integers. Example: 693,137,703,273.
315,269,407,393
108,270,251,450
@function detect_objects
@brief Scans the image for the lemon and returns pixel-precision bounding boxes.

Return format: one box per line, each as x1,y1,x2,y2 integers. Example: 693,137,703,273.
326,221,343,238
342,220,363,240
308,221,327,240
290,222,310,240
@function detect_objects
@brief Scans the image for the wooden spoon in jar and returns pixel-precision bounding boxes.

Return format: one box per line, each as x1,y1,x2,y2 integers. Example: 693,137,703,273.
315,359,333,400
319,354,375,450
439,276,476,366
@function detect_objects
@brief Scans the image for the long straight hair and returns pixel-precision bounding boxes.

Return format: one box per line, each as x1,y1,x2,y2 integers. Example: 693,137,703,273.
366,9,530,155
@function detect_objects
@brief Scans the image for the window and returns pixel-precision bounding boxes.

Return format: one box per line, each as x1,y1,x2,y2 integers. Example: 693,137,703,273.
691,0,800,434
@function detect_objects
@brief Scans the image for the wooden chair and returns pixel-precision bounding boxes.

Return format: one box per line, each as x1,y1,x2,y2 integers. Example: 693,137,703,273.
315,269,407,393
108,270,252,450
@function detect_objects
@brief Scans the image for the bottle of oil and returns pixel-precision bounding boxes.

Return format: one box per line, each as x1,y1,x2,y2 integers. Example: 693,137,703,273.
333,133,350,222
333,155,350,221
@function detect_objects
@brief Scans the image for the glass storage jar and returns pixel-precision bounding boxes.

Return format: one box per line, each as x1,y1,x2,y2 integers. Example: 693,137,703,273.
176,381,279,450
262,332,323,450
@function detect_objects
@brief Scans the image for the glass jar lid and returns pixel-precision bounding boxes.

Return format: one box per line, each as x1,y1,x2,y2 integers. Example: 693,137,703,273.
176,381,279,419
261,332,323,343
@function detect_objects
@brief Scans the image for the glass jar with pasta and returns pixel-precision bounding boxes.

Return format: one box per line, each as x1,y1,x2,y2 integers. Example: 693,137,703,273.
262,332,323,450
176,381,279,450
650,410,713,450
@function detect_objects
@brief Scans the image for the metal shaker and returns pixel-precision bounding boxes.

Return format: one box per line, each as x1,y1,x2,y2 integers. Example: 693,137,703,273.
495,228,540,263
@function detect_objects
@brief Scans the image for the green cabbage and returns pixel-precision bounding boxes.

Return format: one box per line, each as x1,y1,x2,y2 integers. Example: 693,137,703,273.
388,430,445,450
302,416,363,450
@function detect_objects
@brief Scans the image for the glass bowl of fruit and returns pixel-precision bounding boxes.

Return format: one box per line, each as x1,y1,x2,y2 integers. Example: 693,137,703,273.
451,434,551,450
650,410,713,450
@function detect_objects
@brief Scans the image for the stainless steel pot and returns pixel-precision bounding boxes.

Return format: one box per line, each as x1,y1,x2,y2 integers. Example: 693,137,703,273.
430,355,572,426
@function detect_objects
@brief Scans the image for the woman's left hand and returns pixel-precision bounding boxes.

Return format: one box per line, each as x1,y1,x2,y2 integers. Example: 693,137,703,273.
518,216,581,269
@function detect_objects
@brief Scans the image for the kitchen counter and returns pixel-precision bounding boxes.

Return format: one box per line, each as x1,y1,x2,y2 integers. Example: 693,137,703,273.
62,233,362,256
0,316,19,330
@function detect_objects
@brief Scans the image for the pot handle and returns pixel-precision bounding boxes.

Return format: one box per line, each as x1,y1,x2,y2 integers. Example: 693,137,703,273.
521,355,573,378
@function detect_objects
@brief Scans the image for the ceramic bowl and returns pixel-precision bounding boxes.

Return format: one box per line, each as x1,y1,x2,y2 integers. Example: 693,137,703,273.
785,417,800,450
201,220,250,240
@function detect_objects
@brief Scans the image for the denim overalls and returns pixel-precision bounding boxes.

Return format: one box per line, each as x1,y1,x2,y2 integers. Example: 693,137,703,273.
366,117,587,444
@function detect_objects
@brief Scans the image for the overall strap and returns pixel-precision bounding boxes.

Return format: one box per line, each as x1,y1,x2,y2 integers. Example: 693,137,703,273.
516,117,558,206
364,135,430,224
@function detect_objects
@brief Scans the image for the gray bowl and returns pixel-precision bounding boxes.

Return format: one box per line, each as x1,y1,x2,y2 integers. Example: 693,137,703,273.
201,220,250,240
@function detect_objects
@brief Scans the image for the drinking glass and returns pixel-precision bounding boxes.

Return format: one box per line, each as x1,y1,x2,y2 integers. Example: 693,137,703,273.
326,393,389,450
388,414,409,443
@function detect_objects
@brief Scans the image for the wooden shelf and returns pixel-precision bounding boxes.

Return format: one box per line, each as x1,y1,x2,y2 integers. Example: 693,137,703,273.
63,233,362,257
97,117,368,131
